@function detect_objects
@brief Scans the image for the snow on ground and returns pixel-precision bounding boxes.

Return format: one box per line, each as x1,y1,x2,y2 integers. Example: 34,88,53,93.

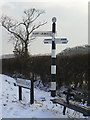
0,74,88,118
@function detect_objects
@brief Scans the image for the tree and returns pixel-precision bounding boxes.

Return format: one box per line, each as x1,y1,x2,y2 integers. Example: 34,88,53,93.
1,8,47,57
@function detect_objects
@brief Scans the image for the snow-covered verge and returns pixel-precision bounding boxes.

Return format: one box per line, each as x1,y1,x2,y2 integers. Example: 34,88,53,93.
0,74,89,119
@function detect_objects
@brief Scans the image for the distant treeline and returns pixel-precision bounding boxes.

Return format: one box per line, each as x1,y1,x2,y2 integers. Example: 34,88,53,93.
2,53,89,90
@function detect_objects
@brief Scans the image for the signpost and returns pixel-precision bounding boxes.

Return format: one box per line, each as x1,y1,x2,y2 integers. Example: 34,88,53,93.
32,17,68,97
15,76,34,104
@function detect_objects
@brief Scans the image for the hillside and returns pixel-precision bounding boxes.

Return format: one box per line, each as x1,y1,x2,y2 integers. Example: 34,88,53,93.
59,45,90,55
0,54,15,59
1,45,90,59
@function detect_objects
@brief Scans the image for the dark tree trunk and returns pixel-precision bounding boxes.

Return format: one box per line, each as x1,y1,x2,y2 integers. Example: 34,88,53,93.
25,42,29,57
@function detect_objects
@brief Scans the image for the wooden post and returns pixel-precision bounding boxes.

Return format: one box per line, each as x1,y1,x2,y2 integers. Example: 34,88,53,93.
30,74,34,104
63,106,66,115
19,86,22,101
66,88,71,104
63,88,70,114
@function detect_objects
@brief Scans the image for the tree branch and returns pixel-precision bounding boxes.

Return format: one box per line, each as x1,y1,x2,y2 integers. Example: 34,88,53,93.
1,8,47,57
2,23,25,42
30,11,45,23
29,21,47,35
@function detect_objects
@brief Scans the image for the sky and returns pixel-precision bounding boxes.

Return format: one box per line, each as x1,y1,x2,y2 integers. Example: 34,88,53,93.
0,0,89,55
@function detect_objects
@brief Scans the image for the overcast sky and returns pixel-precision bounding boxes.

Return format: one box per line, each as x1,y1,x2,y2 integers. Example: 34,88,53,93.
0,0,89,55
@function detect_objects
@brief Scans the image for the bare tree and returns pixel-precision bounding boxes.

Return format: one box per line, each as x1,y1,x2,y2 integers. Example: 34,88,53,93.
1,8,47,57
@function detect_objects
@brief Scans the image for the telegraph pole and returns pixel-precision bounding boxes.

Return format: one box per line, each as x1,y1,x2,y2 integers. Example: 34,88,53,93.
51,17,57,97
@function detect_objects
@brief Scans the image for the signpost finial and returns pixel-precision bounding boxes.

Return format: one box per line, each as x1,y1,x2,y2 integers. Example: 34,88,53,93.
52,17,57,23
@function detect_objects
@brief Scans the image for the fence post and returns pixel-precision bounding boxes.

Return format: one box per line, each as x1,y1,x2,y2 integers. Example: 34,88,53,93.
66,88,71,104
30,74,34,104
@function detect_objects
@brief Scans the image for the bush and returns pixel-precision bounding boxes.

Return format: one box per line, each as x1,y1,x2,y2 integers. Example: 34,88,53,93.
2,53,89,90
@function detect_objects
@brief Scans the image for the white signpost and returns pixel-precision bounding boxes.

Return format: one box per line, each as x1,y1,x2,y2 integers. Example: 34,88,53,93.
15,77,34,104
44,38,68,44
32,31,52,37
32,17,68,97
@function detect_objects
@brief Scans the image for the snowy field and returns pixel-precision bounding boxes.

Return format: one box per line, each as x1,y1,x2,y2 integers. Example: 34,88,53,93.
0,74,89,119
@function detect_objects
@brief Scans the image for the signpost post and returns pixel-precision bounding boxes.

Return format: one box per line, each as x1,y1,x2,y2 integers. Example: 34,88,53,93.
30,74,34,104
32,17,68,97
51,17,57,97
19,86,22,101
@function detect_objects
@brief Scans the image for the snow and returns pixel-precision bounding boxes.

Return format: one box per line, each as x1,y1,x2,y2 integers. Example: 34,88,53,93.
0,74,89,118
